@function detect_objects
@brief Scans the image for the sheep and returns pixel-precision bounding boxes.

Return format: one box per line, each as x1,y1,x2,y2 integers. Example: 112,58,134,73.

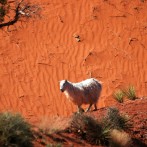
59,78,102,113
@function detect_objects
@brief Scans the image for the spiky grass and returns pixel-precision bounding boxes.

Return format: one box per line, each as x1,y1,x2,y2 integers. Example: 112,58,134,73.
123,86,137,100
102,107,130,131
69,108,131,146
0,112,34,147
113,90,124,103
70,113,110,145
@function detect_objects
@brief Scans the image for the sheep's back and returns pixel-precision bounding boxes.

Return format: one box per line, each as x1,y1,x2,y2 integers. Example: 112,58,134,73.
75,78,102,104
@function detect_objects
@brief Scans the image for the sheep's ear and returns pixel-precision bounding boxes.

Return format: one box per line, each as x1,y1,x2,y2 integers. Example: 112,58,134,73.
65,80,67,83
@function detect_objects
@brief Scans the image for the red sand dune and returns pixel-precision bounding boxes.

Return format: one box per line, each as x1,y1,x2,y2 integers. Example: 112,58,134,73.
0,0,147,123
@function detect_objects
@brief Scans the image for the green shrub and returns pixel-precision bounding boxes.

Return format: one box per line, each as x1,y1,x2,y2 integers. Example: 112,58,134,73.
102,107,130,131
0,112,34,147
123,86,137,100
113,90,124,103
69,108,131,146
70,113,110,145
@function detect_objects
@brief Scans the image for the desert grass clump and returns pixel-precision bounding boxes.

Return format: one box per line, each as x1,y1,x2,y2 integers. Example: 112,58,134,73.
123,86,137,100
69,108,131,146
102,107,130,131
69,113,110,145
113,90,124,103
0,112,34,147
110,129,132,147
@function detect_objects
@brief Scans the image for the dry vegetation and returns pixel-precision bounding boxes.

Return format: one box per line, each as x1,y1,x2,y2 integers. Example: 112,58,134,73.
0,112,34,147
110,129,132,147
0,99,147,147
113,90,124,103
123,86,137,100
33,98,147,147
69,113,110,145
0,0,40,29
113,85,137,103
68,107,131,146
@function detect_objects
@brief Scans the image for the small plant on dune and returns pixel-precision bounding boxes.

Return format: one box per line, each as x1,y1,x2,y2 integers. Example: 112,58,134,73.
102,107,130,131
113,90,124,103
69,113,110,146
123,85,137,100
0,112,34,147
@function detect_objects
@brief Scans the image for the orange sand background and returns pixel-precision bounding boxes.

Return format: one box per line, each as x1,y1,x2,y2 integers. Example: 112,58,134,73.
0,0,147,123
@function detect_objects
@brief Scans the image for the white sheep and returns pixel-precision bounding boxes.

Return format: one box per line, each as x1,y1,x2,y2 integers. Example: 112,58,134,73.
59,78,102,113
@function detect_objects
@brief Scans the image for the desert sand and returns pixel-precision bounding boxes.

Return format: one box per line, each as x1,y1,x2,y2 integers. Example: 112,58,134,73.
0,0,147,123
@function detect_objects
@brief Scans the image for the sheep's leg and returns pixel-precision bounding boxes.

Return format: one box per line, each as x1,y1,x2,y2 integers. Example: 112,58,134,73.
93,104,97,111
77,106,84,113
85,104,93,112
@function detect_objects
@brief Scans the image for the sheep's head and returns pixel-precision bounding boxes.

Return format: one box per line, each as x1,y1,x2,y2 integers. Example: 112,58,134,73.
60,80,68,92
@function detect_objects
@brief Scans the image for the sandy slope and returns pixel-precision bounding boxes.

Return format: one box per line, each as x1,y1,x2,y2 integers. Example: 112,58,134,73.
33,98,147,147
0,0,147,123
